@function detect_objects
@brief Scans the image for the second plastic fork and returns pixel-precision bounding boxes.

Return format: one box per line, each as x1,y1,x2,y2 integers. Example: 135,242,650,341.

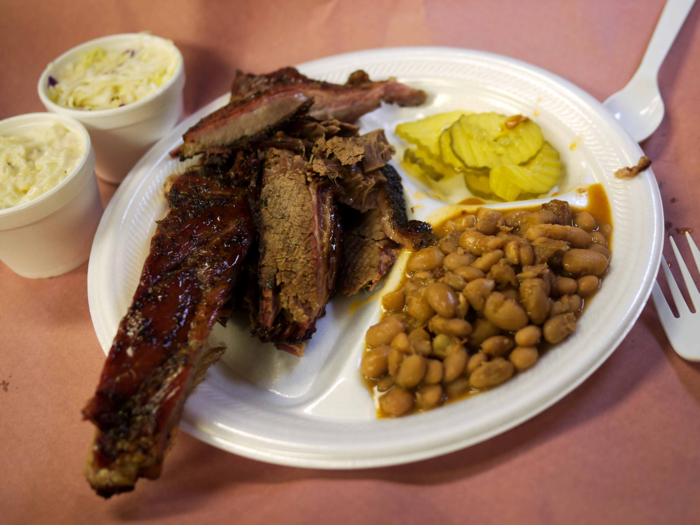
651,232,700,360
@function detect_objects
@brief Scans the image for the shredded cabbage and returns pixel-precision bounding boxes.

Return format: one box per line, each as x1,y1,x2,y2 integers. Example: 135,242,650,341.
47,36,179,111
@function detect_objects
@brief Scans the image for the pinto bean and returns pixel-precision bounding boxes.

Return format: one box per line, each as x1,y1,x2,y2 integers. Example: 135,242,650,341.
443,348,468,382
441,271,467,291
504,210,531,229
472,249,505,272
476,208,504,235
438,231,462,254
425,283,459,318
550,294,583,317
361,346,392,378
469,358,514,389
467,351,489,373
515,325,542,346
543,313,577,343
366,316,406,347
504,241,535,266
416,384,443,409
453,214,477,230
589,243,611,260
423,359,444,384
388,345,411,376
509,346,539,371
444,252,476,271
408,246,445,272
407,294,435,324
444,377,471,398
391,332,411,352
432,335,464,359
554,276,578,296
519,278,551,325
382,289,405,312
523,209,558,229
577,275,600,297
488,259,518,287
566,227,592,249
456,293,470,318
483,292,529,331
395,354,428,388
429,316,473,338
574,212,597,232
376,376,394,392
468,318,502,348
460,230,491,255
463,278,495,311
501,287,520,302
380,387,414,416
455,266,486,282
591,231,608,247
601,224,613,237
481,335,515,357
562,249,609,276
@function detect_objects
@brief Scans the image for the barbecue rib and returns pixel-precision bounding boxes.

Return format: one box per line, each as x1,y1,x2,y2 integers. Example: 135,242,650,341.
83,168,254,497
250,148,341,356
180,68,426,159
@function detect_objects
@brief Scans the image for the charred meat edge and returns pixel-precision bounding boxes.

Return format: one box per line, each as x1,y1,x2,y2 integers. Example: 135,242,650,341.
83,170,254,497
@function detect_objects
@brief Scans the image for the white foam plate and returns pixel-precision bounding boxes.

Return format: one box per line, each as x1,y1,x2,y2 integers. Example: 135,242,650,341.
87,47,663,468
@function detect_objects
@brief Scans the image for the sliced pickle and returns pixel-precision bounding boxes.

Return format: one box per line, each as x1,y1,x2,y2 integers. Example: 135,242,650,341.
450,113,544,169
489,166,522,201
396,111,470,157
501,142,562,194
439,129,464,169
463,168,493,198
404,147,461,181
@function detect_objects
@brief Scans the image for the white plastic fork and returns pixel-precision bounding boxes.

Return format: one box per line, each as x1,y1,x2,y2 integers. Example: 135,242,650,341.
651,232,700,360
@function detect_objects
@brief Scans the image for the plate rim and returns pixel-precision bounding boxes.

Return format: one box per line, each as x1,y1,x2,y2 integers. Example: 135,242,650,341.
87,45,664,469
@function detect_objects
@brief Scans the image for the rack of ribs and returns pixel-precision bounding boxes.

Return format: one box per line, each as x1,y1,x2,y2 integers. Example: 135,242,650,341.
82,168,254,497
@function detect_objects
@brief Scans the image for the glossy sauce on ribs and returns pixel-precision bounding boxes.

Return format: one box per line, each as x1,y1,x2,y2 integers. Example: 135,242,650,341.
83,169,254,497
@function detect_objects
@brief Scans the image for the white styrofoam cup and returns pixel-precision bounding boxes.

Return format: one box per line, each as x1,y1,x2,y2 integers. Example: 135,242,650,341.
37,33,185,185
0,113,102,278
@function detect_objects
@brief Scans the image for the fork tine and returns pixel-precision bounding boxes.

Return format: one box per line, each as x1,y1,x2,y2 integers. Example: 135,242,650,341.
652,280,677,326
670,236,700,312
686,232,700,274
660,253,691,316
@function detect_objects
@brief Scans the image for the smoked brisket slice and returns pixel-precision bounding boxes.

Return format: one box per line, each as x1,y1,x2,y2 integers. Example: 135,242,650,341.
230,67,427,123
83,169,254,498
250,148,341,355
179,93,314,159
339,207,401,295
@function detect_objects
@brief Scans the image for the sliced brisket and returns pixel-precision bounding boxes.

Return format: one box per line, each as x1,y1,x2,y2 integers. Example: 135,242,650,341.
179,93,313,159
339,207,401,295
250,148,341,355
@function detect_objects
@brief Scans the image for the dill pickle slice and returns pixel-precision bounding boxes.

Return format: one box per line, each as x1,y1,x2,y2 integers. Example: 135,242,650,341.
489,165,522,201
439,128,464,169
463,168,493,198
450,113,544,169
395,111,470,157
404,147,463,181
502,142,562,194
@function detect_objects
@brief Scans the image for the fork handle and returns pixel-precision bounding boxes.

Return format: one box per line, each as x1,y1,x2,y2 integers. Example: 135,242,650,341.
633,0,696,83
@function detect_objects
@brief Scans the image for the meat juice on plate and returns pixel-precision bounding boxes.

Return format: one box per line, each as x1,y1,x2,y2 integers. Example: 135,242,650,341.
361,185,613,417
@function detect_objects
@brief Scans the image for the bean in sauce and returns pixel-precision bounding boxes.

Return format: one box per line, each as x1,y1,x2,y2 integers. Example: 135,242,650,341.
362,189,612,417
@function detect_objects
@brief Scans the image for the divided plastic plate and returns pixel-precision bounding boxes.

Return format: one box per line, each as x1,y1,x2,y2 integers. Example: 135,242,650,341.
87,47,663,468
